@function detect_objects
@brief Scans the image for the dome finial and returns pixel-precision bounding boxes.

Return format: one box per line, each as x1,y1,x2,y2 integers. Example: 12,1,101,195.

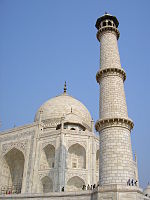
64,81,67,93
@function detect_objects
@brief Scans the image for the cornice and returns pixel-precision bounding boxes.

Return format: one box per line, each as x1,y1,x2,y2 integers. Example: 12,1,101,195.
95,117,134,132
0,122,41,136
97,26,120,41
96,67,126,83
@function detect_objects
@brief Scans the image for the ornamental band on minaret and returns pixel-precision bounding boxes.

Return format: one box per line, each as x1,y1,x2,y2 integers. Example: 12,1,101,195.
95,14,135,186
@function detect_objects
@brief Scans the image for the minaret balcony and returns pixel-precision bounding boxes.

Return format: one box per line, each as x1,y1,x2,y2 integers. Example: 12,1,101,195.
96,67,126,83
95,117,134,132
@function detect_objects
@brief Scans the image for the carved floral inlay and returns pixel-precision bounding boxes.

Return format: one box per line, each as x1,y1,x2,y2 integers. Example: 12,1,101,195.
67,140,87,150
39,171,54,180
2,140,28,156
41,140,56,149
66,171,87,184
42,118,61,129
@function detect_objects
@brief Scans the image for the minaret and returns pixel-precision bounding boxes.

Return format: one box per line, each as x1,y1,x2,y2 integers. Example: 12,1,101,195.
95,13,135,186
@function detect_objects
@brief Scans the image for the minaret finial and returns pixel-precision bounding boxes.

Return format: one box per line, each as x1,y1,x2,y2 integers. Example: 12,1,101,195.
64,81,67,93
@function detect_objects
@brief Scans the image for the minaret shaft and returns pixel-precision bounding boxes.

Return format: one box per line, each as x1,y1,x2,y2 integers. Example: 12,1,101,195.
99,72,128,119
95,14,135,186
100,32,121,70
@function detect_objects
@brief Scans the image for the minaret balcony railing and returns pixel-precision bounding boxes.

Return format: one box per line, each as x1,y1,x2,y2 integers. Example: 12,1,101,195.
96,67,126,83
95,117,134,132
97,26,120,41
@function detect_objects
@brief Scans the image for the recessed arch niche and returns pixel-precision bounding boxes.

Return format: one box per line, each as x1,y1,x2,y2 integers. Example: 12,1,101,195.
41,176,53,193
68,143,86,169
1,148,25,194
40,144,55,169
66,176,85,191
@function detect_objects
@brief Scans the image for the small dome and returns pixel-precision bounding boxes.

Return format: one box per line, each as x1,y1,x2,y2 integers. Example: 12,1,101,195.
144,184,150,197
95,13,119,29
34,93,92,130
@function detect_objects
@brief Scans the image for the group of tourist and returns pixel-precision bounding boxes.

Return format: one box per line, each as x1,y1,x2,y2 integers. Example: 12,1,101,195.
1,185,21,195
127,179,138,186
82,183,99,191
61,183,99,192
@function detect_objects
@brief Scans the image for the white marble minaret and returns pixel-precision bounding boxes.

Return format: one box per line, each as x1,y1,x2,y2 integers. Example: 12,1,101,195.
95,13,135,186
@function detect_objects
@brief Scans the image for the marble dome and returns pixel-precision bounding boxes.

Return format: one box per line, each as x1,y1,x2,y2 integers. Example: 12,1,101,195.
34,92,92,130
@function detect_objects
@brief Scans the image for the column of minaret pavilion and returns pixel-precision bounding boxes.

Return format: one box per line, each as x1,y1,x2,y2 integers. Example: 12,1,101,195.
95,14,135,186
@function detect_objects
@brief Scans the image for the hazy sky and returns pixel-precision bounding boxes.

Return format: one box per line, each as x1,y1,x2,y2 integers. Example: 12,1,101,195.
0,0,150,189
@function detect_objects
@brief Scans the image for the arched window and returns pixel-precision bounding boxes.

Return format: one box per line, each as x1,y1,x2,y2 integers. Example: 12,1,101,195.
56,124,61,130
66,176,85,191
1,148,25,194
70,128,76,130
96,150,99,172
41,176,53,193
103,21,106,27
40,144,55,169
108,21,112,26
68,144,86,169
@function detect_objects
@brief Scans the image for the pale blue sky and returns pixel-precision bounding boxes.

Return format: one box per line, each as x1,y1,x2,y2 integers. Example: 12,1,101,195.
0,0,150,188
